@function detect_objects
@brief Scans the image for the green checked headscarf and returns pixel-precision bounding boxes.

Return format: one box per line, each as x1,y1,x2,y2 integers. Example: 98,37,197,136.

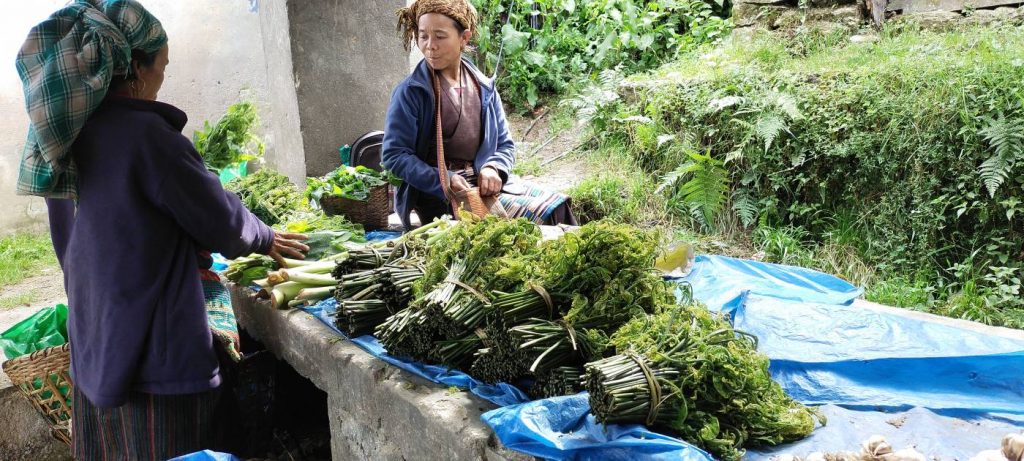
16,0,167,199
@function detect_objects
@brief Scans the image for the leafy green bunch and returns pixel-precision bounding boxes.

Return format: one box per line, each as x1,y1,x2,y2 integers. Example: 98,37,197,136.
587,303,821,460
416,216,543,293
305,166,396,204
226,168,305,226
276,211,366,236
194,102,264,171
537,221,671,326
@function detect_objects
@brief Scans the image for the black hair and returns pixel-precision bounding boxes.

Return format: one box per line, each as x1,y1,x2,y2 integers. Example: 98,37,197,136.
451,17,466,35
110,49,159,88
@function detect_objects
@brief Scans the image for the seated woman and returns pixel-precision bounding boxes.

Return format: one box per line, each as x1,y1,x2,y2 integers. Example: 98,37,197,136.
383,0,577,229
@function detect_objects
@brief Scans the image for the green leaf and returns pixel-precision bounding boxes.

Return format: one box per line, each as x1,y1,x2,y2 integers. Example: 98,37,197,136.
609,8,622,22
637,34,655,50
527,85,539,108
562,0,576,13
594,33,616,65
733,189,759,228
501,24,530,54
524,51,547,66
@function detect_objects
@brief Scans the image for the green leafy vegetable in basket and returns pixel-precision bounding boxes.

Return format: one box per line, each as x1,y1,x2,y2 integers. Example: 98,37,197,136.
305,165,392,204
193,101,264,171
226,168,305,226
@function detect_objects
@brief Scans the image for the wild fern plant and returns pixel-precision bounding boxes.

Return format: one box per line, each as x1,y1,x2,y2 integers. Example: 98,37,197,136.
562,68,624,129
658,149,730,231
726,91,803,163
978,113,1024,198
731,188,759,228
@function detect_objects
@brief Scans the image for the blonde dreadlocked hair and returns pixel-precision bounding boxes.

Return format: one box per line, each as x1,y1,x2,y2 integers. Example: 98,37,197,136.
396,0,479,51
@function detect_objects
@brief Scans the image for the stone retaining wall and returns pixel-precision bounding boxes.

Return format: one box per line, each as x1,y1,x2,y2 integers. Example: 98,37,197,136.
227,284,532,461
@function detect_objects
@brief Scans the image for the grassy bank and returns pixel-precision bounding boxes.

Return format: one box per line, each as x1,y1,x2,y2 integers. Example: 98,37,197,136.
567,23,1024,328
0,232,58,286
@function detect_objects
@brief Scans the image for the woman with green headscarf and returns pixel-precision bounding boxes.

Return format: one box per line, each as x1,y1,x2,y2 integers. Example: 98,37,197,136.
383,0,578,228
16,1,307,458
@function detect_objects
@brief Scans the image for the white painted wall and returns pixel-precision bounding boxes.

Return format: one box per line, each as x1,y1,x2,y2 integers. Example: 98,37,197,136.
0,1,68,234
0,0,288,235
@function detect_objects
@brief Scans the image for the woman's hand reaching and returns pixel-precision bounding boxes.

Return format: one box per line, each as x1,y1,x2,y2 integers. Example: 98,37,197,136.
479,166,503,197
268,231,309,267
449,173,471,193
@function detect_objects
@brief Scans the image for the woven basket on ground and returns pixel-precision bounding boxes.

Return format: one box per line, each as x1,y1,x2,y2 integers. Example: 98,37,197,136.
320,184,391,230
2,344,73,447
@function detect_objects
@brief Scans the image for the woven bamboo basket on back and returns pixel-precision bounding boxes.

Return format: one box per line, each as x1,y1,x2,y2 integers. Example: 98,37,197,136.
2,344,73,446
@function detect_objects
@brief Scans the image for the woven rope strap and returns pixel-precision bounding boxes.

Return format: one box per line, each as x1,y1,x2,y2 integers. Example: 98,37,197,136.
368,247,384,266
627,353,663,426
529,283,556,319
431,68,458,209
558,319,580,352
449,280,491,305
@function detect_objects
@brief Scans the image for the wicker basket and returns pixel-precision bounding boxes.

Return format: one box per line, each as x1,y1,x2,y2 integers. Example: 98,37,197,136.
320,184,391,230
2,344,73,447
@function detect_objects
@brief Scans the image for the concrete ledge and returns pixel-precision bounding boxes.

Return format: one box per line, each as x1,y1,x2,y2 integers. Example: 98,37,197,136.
228,284,532,461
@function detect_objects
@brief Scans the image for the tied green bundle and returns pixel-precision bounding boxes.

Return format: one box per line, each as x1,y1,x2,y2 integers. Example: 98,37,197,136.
415,216,542,295
224,254,276,286
471,222,671,385
377,217,542,364
489,222,671,328
305,165,398,203
333,263,425,336
194,102,264,171
585,304,823,461
531,365,585,399
226,168,304,226
540,222,669,326
470,316,611,385
332,247,398,280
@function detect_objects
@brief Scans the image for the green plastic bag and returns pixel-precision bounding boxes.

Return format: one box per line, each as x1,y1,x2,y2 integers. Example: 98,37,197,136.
0,304,69,361
218,161,248,185
339,144,352,166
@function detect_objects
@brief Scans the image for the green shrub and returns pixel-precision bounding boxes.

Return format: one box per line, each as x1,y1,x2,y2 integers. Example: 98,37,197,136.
865,276,935,310
470,0,732,110
596,26,1024,318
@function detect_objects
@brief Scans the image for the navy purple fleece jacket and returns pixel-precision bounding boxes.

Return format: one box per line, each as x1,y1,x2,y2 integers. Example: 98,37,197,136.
47,97,274,408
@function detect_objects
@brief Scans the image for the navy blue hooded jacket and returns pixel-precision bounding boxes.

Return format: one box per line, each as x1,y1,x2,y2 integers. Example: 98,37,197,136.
48,97,274,407
382,58,516,228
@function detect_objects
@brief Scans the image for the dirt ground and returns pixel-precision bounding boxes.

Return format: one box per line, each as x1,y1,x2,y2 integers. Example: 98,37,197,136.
506,108,590,193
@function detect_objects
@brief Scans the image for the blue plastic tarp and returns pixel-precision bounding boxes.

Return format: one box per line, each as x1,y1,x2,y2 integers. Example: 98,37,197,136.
734,294,1024,415
482,393,715,461
682,255,863,316
748,404,1024,459
485,397,1024,461
170,450,240,461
